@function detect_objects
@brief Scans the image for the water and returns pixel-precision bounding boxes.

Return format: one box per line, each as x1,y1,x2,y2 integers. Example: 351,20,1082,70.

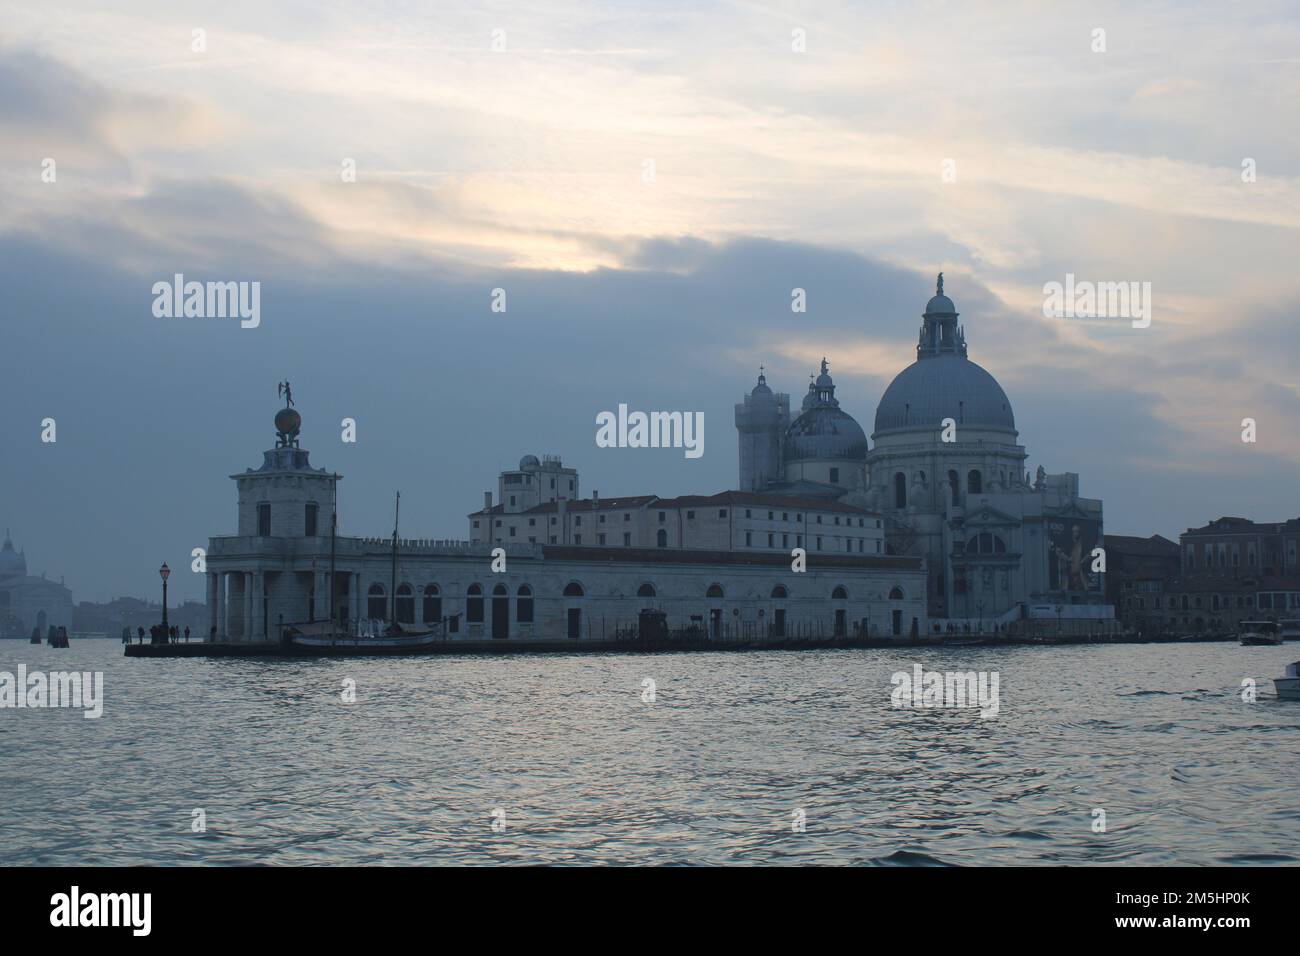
2,639,1297,865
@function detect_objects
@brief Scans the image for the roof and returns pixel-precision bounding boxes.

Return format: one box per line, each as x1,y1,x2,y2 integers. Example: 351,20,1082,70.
1183,517,1300,536
874,354,1016,436
470,490,876,519
1103,533,1179,556
542,545,922,571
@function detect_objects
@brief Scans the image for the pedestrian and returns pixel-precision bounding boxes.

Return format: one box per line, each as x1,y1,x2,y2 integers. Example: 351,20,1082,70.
184,625,190,643
137,625,145,644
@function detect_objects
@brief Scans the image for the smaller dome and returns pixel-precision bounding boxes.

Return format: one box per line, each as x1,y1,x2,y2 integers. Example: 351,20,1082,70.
519,454,540,469
274,407,301,436
925,292,956,315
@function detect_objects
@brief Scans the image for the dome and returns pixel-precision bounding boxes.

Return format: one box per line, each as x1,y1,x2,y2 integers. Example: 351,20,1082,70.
925,292,956,314
519,454,540,469
874,353,1015,435
782,358,868,462
784,406,868,462
0,531,26,577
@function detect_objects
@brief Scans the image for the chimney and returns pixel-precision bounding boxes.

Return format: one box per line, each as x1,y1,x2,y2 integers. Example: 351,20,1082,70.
593,489,599,509
484,491,492,511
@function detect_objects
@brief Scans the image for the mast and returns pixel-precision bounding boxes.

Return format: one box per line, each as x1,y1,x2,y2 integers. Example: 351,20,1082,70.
329,472,339,631
390,491,400,623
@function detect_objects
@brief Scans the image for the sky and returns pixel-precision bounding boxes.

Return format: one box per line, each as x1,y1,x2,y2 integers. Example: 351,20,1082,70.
1,0,1298,603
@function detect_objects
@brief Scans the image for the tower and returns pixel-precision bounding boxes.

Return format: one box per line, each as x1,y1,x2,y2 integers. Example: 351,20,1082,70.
734,368,790,491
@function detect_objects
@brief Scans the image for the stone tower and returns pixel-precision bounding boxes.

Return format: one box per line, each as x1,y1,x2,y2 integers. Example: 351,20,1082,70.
734,369,790,491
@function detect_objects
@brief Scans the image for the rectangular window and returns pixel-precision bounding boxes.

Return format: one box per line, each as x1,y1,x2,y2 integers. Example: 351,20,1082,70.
746,531,752,546
549,536,557,544
473,520,480,529
305,502,318,537
599,514,605,523
509,495,516,507
495,520,502,528
257,503,271,536
816,536,823,551
687,510,696,519
767,533,774,547
598,533,606,545
829,468,839,483
659,512,666,522
529,518,536,526
623,533,631,546
624,513,631,522
509,527,516,537
574,534,582,545
719,509,727,518
745,509,752,518
575,516,582,526
782,533,788,548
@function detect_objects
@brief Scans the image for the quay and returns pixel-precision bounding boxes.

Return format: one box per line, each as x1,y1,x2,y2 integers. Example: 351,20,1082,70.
123,630,1182,658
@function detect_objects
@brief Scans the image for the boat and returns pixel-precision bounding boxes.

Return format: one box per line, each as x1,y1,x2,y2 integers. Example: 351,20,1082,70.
1239,620,1283,646
1274,662,1300,700
279,489,446,654
1280,620,1300,642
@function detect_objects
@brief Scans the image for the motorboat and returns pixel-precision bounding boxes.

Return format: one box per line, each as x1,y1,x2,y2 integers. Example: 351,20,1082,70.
1239,620,1283,646
1274,661,1300,700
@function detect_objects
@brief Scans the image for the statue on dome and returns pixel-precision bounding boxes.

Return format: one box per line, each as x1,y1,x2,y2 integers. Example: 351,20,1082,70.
278,380,294,408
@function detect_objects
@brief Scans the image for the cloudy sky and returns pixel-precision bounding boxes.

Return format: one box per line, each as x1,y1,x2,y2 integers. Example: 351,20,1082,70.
2,0,1298,603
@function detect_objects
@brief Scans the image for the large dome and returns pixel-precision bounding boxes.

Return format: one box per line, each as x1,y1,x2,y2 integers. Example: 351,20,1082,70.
874,353,1015,435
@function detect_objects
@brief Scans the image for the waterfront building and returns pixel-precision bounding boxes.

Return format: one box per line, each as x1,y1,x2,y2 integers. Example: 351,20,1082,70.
205,403,927,642
0,530,73,638
1102,534,1181,634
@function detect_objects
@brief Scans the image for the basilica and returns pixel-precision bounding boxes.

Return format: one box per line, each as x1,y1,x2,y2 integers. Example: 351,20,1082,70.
735,275,1108,624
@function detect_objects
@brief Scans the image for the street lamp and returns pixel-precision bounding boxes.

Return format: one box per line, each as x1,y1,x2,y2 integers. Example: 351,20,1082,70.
159,562,171,634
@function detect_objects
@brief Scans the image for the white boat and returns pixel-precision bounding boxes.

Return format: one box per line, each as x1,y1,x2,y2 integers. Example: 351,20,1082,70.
280,619,443,653
1239,620,1283,646
1274,662,1300,700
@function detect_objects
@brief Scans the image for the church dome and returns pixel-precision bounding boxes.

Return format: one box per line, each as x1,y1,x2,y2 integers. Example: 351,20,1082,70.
873,274,1016,437
0,531,26,578
874,354,1015,435
783,359,868,462
519,454,540,469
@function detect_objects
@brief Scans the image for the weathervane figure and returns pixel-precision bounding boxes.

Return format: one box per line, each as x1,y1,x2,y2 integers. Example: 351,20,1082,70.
278,380,294,408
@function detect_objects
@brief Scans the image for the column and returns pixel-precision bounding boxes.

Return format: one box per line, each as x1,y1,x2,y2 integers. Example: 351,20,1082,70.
207,572,218,640
243,572,253,642
215,573,226,641
253,572,265,640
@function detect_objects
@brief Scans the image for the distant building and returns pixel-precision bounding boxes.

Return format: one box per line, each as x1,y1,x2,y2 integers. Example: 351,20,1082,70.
1103,534,1180,633
0,530,73,638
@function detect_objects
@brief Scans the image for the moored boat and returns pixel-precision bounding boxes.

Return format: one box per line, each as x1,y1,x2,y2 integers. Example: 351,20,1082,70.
1280,620,1300,642
1274,661,1300,700
1239,620,1282,646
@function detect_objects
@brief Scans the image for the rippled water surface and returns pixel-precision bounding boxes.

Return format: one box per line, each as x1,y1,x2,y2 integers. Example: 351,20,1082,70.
2,639,1297,865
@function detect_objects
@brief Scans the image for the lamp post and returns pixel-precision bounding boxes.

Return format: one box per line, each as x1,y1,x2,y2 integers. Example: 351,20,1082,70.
159,562,171,634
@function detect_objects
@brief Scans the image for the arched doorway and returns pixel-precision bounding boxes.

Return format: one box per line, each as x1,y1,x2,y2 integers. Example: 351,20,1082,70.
770,584,788,637
706,583,724,638
366,584,386,620
832,585,848,636
491,583,509,639
563,582,584,638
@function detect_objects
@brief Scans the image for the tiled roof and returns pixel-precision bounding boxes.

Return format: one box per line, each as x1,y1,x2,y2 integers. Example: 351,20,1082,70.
541,545,921,570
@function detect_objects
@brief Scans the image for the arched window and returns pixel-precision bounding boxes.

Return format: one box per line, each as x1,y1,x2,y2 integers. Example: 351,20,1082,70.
395,583,415,623
832,586,848,599
422,585,441,623
888,586,905,600
492,583,508,596
637,583,656,598
656,528,668,547
517,585,534,623
466,583,484,623
706,584,724,599
563,582,584,598
967,469,982,494
771,585,788,599
894,472,907,509
367,583,386,619
948,469,960,506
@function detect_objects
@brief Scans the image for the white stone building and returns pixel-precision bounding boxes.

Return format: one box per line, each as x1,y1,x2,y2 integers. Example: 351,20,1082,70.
735,275,1110,627
205,405,927,642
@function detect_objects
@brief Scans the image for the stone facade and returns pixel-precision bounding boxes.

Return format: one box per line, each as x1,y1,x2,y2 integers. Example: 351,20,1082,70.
0,531,74,638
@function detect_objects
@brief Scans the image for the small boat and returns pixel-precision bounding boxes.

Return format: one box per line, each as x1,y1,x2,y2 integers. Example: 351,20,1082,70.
1239,620,1283,646
280,620,443,653
1274,662,1300,700
1280,620,1300,642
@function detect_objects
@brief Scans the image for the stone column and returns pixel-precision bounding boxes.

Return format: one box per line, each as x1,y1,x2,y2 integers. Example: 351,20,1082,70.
215,573,226,640
208,572,218,640
253,572,265,640
243,572,253,642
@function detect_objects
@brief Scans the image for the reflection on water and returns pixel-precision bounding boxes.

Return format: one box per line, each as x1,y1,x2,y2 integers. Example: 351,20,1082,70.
1,639,1297,865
